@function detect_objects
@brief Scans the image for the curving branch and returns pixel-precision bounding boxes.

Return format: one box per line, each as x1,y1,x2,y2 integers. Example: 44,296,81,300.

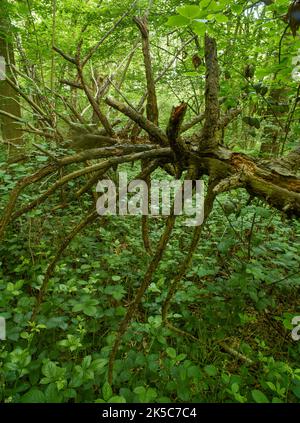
81,0,138,67
133,14,160,254
0,164,57,241
2,27,300,395
108,213,176,384
0,148,173,239
106,96,169,145
76,64,113,136
31,210,99,320
162,179,218,327
218,107,242,130
180,112,205,134
133,15,159,127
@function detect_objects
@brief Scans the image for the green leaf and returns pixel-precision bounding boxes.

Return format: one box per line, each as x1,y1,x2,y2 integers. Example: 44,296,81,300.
166,347,177,359
72,303,84,312
104,285,125,301
108,395,126,403
292,383,300,399
204,365,218,377
272,397,283,403
215,14,228,23
46,317,68,330
191,20,206,36
166,15,190,27
69,368,84,388
20,388,45,403
251,389,270,403
231,382,239,394
45,383,62,403
64,389,76,399
176,353,187,362
82,305,98,316
145,388,157,402
112,275,121,281
183,71,201,77
82,355,92,369
112,288,125,301
42,361,58,380
249,290,259,303
102,381,113,401
231,3,243,14
266,381,276,392
134,386,146,395
177,5,201,19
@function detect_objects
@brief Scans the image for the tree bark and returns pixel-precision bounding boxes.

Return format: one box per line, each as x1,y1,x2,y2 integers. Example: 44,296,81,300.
0,3,23,160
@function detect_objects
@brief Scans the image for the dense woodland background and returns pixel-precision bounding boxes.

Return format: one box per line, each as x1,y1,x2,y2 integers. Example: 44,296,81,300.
0,0,300,403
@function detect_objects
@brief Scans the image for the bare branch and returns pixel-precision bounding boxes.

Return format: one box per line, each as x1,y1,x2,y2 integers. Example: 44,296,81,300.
0,164,58,241
77,65,113,136
162,179,218,326
106,96,169,145
10,148,173,220
133,16,159,126
59,79,83,89
199,34,220,150
53,45,76,64
5,76,52,125
166,102,188,161
218,107,242,130
121,36,196,136
180,112,205,133
31,210,99,320
82,0,138,67
60,144,167,165
108,213,176,384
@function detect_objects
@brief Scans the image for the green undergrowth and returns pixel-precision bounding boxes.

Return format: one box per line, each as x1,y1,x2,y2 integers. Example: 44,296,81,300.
0,160,300,403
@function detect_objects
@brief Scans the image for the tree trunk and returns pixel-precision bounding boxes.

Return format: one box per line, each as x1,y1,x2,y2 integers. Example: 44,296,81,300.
0,4,23,161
